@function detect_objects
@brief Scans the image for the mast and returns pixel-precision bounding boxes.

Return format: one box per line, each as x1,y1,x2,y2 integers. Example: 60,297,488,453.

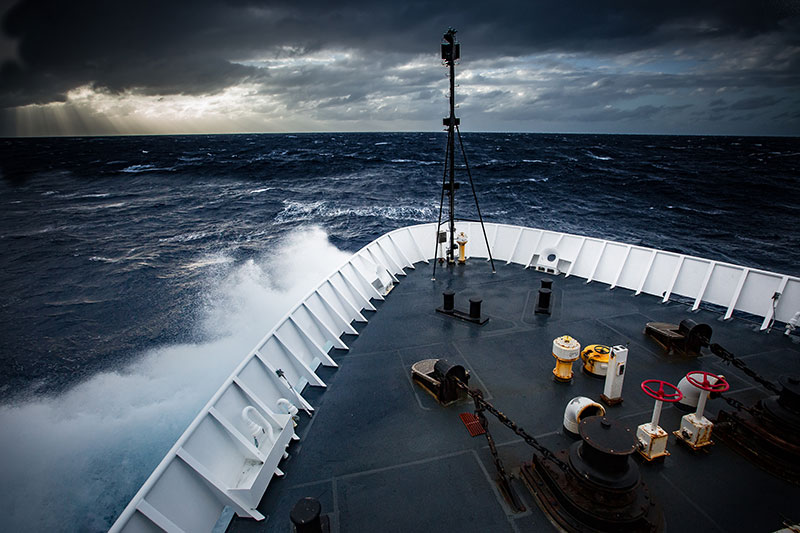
443,29,459,264
432,28,495,280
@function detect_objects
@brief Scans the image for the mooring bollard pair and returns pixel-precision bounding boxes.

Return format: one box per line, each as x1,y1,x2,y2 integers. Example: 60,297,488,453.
437,290,488,324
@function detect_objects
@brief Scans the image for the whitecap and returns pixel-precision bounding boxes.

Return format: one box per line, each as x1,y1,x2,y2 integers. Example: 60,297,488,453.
586,151,612,161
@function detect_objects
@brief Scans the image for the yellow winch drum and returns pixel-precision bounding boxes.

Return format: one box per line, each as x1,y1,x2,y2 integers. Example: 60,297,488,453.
581,344,611,377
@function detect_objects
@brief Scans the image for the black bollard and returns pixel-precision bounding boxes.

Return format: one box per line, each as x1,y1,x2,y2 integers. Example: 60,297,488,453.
541,278,553,290
535,288,552,315
290,497,322,533
442,290,455,313
469,298,482,319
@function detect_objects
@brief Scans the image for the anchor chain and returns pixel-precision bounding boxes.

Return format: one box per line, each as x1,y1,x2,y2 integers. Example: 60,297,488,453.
456,380,570,472
472,390,526,512
473,390,512,481
710,344,780,394
718,393,755,414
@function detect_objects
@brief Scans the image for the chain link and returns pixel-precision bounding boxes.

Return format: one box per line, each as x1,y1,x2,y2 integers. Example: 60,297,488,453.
710,343,780,394
718,392,755,414
457,380,570,472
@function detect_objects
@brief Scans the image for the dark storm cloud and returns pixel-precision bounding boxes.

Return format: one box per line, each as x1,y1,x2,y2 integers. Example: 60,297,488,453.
1,0,799,109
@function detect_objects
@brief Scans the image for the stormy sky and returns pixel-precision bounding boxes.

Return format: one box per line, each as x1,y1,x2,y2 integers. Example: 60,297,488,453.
1,0,799,136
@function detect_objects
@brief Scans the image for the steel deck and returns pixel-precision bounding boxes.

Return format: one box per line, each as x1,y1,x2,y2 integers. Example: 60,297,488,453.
228,260,800,533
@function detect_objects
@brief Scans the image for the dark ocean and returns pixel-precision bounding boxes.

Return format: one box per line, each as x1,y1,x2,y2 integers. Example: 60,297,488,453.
0,132,798,531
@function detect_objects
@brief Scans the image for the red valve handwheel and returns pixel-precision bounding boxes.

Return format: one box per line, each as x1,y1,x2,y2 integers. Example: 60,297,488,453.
685,370,729,392
640,379,683,402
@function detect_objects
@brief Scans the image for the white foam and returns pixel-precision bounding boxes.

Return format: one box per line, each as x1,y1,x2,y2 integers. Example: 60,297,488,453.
275,199,435,223
0,226,350,532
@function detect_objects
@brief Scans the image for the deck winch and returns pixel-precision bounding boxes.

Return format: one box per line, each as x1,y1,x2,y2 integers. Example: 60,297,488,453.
704,343,800,484
410,358,470,405
706,345,800,484
418,362,665,532
581,344,611,377
521,416,664,533
644,319,711,356
552,335,581,383
674,370,729,449
715,375,800,485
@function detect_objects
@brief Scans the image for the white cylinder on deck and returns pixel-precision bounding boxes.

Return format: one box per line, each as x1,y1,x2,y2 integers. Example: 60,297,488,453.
563,396,606,435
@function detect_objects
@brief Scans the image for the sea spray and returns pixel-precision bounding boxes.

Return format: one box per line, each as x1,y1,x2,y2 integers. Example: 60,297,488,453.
0,227,349,532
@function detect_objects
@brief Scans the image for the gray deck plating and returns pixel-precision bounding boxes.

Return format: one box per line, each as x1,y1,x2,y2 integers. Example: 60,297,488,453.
229,261,800,532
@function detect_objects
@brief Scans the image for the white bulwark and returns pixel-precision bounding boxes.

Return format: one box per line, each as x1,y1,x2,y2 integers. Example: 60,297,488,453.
110,223,800,532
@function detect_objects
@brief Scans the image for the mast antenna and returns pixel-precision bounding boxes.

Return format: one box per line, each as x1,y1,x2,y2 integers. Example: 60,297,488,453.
432,28,496,280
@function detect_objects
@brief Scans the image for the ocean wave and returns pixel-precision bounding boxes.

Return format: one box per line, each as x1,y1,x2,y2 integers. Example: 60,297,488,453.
158,231,211,243
275,199,435,223
585,151,613,161
180,254,235,271
120,164,176,173
390,159,439,165
89,256,122,263
66,202,127,211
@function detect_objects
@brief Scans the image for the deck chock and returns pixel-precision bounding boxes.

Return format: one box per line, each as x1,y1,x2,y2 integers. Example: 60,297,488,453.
435,290,489,325
644,319,711,356
459,412,486,437
290,497,330,533
411,358,470,406
715,375,800,485
521,416,664,533
535,278,553,315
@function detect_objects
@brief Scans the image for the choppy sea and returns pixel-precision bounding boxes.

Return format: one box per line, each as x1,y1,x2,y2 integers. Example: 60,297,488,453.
0,132,798,531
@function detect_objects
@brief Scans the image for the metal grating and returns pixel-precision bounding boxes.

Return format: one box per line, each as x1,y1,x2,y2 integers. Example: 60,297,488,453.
459,412,486,437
